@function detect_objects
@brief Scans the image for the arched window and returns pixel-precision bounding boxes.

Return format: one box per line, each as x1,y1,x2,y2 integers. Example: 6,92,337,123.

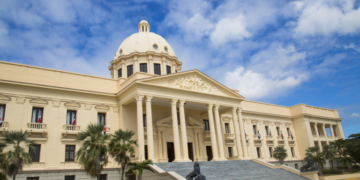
142,26,144,32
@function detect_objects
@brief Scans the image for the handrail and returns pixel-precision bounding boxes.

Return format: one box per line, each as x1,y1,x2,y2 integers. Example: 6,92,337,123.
63,125,81,131
0,121,9,128
27,123,47,129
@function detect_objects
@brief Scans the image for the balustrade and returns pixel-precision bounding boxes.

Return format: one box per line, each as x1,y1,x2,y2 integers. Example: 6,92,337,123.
27,123,47,136
0,121,9,133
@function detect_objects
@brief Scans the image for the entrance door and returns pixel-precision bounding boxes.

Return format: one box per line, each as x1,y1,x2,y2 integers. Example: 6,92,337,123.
144,145,148,160
206,146,213,161
188,143,194,162
167,142,175,162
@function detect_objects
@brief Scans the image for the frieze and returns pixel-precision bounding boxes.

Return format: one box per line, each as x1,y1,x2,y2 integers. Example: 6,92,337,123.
52,101,60,107
16,97,25,104
168,75,219,94
0,93,11,103
29,97,48,105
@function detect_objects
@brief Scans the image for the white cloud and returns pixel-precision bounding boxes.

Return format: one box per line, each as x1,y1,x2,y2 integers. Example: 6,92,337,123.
344,43,360,52
294,0,360,36
351,113,360,117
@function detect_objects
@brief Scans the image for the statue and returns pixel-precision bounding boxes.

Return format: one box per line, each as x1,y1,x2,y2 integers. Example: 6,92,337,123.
300,158,318,172
186,162,206,180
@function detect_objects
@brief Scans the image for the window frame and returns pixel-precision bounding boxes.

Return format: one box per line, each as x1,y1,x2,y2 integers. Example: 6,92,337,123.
203,120,210,131
253,125,257,135
225,123,230,134
166,65,171,74
127,65,133,77
139,63,147,73
118,68,122,78
66,110,77,125
269,147,272,158
265,126,269,135
31,107,44,123
65,145,76,162
29,144,41,162
65,175,76,180
291,147,294,157
97,174,107,180
276,127,280,136
154,63,161,75
228,147,232,157
287,128,290,136
26,177,39,180
0,104,6,127
143,114,146,127
97,113,106,125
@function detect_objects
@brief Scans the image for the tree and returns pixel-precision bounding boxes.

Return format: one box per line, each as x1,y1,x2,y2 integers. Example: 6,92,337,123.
76,124,109,178
0,131,34,180
305,147,326,176
0,172,8,180
322,144,337,169
273,146,288,165
108,129,137,180
126,160,154,180
340,156,356,173
332,133,360,163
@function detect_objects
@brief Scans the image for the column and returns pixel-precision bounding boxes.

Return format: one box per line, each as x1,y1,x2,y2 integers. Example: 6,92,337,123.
146,96,155,161
237,107,248,158
179,100,190,161
161,57,166,75
136,95,145,160
207,104,219,160
172,63,176,73
318,141,323,152
314,123,319,139
148,55,153,74
171,99,181,161
193,129,199,160
322,124,329,144
134,56,138,73
161,129,167,159
232,107,243,159
157,129,163,160
121,63,125,78
330,125,335,138
113,65,118,79
213,105,226,160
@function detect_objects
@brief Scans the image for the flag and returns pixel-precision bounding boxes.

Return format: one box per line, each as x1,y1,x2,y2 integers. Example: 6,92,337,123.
258,130,261,140
244,130,246,139
71,113,76,125
37,112,42,123
0,106,3,124
103,125,106,135
338,149,342,154
281,131,284,140
291,132,293,140
269,130,272,136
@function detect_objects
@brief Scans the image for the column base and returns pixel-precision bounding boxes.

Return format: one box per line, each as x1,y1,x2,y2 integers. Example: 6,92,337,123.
158,158,169,163
211,158,227,161
173,159,192,162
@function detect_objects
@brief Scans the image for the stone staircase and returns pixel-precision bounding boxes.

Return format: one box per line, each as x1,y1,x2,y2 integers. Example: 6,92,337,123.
155,160,309,180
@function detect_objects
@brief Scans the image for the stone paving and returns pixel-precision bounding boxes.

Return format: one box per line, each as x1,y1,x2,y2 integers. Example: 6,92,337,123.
155,160,309,180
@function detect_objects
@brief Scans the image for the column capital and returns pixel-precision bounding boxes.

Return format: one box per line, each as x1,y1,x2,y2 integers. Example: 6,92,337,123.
134,56,138,60
146,96,153,102
135,95,144,101
148,55,153,60
171,99,178,105
162,57,166,61
237,106,242,110
214,104,220,110
207,104,214,110
232,107,237,112
179,99,186,105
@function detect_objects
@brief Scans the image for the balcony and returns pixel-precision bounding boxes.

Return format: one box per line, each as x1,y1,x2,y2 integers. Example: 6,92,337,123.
224,133,235,141
62,125,81,137
277,136,285,145
27,123,47,136
0,121,9,134
266,135,274,145
203,131,211,142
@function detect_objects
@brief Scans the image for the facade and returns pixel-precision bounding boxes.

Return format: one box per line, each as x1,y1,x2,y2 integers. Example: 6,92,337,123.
0,20,345,179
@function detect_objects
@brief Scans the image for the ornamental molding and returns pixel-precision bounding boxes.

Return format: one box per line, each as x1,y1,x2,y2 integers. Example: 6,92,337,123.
113,106,119,112
263,120,270,125
16,97,25,104
251,119,259,125
168,75,219,94
64,101,81,109
85,104,92,110
0,93,11,103
52,101,60,107
29,98,48,106
95,104,110,111
222,116,232,122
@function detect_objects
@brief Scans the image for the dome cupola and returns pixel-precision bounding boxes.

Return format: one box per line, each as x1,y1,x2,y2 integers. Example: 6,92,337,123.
138,20,150,32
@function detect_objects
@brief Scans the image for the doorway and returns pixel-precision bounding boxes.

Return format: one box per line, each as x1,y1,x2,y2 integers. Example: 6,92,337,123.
167,142,175,162
144,145,148,160
206,146,213,161
188,143,194,162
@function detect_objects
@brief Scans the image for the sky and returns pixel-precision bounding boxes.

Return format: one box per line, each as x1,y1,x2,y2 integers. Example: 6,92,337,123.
0,0,359,138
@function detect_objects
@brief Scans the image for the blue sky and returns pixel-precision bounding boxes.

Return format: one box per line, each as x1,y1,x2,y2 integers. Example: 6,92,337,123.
0,0,359,138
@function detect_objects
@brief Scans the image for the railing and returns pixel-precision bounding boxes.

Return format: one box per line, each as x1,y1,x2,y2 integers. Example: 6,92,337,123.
27,123,47,130
203,131,211,140
0,121,9,128
63,125,81,131
266,135,273,140
224,133,235,141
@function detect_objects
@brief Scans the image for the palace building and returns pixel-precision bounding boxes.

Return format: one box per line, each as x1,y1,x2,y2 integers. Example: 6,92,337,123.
0,20,345,180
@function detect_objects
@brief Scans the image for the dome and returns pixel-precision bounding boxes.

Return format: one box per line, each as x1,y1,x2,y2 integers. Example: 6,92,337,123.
115,20,176,58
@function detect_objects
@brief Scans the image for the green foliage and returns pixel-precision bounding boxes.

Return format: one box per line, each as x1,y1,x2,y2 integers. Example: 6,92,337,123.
108,129,137,180
304,146,326,176
322,144,337,169
0,131,34,180
340,156,356,173
273,146,288,164
126,160,154,180
76,124,109,178
0,172,8,180
321,169,343,175
332,133,360,163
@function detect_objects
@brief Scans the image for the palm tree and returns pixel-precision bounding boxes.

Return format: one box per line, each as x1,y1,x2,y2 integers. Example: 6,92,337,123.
76,124,109,178
108,129,138,180
273,146,288,165
340,156,356,173
322,144,337,169
126,160,154,180
0,131,34,180
305,147,325,176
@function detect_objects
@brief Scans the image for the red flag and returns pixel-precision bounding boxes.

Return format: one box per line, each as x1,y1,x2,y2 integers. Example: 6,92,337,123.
291,132,293,140
37,113,42,123
103,125,106,135
281,131,284,140
71,113,76,125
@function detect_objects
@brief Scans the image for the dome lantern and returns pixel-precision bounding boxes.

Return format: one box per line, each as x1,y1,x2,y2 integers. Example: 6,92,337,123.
138,20,150,33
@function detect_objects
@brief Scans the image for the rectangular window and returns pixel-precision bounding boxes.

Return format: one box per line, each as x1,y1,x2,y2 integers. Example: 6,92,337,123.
276,127,280,136
100,148,106,161
269,147,272,157
127,65,133,77
291,147,294,157
295,163,299,169
0,105,5,127
154,64,161,75
27,177,39,180
118,68,122,78
143,114,146,127
166,66,171,74
65,145,75,162
265,126,269,135
97,174,107,180
253,125,257,135
65,175,75,180
256,147,261,158
31,107,43,123
66,110,76,125
203,120,210,131
225,123,230,134
140,63,147,73
98,113,106,125
30,144,41,162
287,128,290,136
228,147,232,157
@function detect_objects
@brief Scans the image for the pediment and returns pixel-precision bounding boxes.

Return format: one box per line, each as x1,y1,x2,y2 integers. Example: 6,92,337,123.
139,70,244,99
0,93,11,103
64,101,81,109
95,104,110,111
29,97,48,105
